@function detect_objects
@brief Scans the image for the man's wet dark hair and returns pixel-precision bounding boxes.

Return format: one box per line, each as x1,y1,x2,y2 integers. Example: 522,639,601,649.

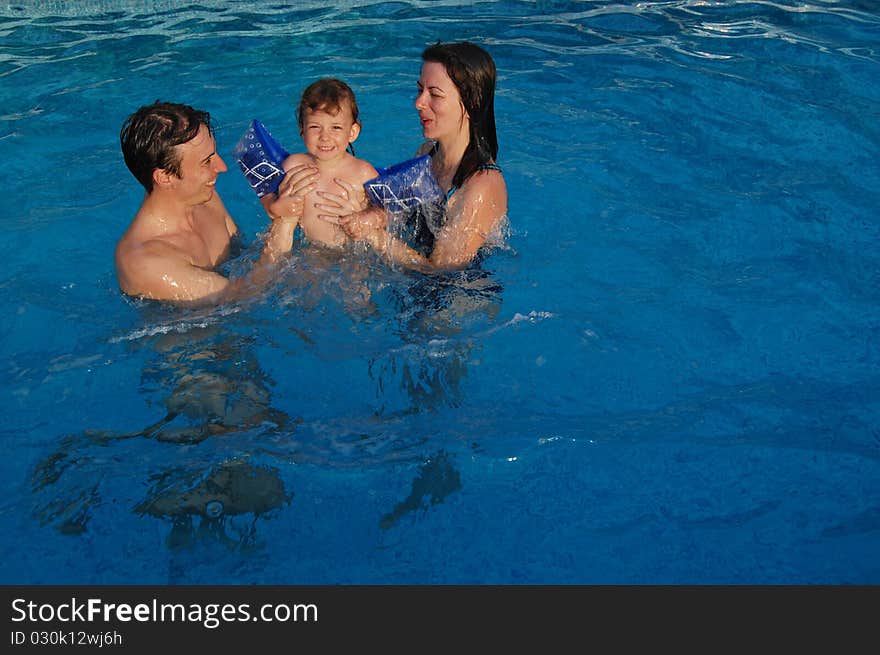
120,101,212,192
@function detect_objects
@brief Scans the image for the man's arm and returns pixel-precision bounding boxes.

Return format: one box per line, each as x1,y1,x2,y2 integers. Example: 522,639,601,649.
116,217,299,306
116,166,317,306
212,165,320,301
259,156,316,225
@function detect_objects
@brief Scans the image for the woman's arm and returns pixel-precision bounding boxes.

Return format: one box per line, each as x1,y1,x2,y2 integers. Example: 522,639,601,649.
321,169,507,271
428,169,507,268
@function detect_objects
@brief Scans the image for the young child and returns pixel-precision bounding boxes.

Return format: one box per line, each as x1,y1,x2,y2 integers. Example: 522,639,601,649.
265,78,378,249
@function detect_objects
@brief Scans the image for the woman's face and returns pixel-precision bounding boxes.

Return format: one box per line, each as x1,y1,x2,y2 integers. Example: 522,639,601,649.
415,61,467,142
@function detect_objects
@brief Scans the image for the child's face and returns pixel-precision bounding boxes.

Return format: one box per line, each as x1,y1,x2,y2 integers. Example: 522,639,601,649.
300,104,360,162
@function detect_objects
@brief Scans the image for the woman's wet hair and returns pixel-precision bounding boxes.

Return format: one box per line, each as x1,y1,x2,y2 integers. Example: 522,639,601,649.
121,101,212,192
422,41,498,189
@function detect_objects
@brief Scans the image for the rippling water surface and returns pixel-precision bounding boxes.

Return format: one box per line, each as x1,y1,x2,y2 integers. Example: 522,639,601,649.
0,1,878,583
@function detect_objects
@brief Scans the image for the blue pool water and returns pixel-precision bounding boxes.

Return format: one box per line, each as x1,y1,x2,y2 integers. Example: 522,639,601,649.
1,0,878,584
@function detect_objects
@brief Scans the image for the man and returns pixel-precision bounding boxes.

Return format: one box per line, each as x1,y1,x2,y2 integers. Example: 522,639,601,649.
116,101,315,305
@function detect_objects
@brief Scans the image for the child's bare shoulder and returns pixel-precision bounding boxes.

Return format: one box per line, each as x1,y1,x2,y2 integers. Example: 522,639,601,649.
284,152,314,168
351,157,379,183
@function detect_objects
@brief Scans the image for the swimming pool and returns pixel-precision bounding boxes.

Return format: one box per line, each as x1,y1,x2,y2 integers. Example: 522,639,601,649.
1,0,878,584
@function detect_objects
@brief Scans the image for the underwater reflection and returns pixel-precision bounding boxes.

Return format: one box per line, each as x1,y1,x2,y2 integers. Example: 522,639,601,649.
368,267,503,417
379,450,461,530
272,255,501,528
368,268,503,528
31,260,506,544
135,459,291,552
30,323,292,555
140,325,292,442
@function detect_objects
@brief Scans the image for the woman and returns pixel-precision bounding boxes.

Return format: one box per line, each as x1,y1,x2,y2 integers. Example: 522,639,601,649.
317,41,508,271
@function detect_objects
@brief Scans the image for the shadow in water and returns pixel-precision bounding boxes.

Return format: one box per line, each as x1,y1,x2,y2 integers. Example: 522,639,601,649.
368,268,503,418
139,323,294,442
135,460,291,552
369,269,502,527
380,450,462,530
30,323,293,562
30,262,507,552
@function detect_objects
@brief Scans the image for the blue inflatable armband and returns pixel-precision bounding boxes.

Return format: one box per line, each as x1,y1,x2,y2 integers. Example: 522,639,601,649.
233,119,290,198
364,154,444,212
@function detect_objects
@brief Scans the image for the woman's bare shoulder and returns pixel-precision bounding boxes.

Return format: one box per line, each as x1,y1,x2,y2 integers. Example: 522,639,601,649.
464,166,507,203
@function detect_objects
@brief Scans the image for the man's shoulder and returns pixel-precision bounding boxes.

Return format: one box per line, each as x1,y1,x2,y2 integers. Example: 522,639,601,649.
116,231,188,274
115,233,202,300
116,206,193,266
115,234,164,298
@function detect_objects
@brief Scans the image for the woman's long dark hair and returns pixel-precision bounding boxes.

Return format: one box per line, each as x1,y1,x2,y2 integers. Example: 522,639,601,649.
422,42,498,190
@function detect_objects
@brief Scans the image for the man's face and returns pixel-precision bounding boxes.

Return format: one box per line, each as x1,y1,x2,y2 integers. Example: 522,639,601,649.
172,123,228,204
